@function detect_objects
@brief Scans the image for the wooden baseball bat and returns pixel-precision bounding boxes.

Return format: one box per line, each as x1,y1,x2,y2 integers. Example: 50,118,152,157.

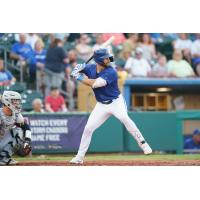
86,36,115,64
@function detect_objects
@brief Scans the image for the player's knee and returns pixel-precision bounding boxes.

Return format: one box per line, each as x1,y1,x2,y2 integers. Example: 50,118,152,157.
118,115,129,123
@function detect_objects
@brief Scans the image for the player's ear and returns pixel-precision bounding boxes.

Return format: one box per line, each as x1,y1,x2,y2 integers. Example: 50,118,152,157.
109,56,114,62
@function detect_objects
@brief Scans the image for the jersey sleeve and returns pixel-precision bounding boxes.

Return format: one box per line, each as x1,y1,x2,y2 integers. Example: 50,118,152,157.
100,69,117,84
81,64,92,76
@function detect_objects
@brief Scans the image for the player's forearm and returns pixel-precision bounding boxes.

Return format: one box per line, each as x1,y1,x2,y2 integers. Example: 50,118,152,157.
81,78,96,87
15,122,31,141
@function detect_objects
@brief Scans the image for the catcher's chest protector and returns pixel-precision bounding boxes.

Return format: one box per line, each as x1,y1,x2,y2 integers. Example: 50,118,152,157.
0,108,24,138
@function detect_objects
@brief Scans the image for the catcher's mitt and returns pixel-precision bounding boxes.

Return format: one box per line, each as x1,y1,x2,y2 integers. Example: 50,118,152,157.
14,139,32,157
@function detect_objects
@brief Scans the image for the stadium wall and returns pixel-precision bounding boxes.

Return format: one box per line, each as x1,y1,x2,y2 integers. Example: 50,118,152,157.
23,111,200,154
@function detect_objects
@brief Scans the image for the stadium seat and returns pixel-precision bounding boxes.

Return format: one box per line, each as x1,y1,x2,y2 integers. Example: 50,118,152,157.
155,41,173,60
21,90,43,111
115,58,126,68
63,42,76,51
8,82,26,93
22,100,33,111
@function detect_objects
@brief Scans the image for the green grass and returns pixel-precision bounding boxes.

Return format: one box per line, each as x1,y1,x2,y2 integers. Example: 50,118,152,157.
14,153,200,162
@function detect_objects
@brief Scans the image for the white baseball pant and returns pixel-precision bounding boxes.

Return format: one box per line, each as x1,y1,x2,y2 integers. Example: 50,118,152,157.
77,94,146,158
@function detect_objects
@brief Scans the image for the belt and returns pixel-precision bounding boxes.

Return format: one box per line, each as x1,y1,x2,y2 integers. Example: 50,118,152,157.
100,96,120,105
101,100,113,104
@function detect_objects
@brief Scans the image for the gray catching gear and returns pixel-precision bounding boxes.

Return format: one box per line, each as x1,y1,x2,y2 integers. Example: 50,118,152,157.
0,158,18,166
1,91,22,114
14,139,32,157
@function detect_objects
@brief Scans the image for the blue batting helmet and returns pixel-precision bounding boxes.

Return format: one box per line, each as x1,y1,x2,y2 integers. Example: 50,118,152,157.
93,48,114,65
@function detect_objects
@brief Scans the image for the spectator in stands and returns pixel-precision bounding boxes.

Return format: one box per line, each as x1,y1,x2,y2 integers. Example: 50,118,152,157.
93,34,113,54
191,33,200,76
26,33,39,49
162,33,178,42
167,50,195,78
138,34,157,65
149,33,163,43
173,33,192,63
124,47,152,77
0,59,16,86
28,39,47,90
75,34,93,61
67,33,80,42
10,33,33,65
45,87,67,113
65,50,77,110
10,33,33,82
117,50,133,69
102,33,126,46
45,36,68,96
61,34,75,52
67,50,78,68
184,129,200,150
122,33,138,53
151,55,169,77
32,98,45,113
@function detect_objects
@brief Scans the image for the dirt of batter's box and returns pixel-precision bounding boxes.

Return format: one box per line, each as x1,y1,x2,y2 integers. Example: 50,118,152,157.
16,160,200,166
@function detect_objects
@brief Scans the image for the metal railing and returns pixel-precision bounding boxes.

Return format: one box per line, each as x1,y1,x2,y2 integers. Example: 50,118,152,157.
0,37,76,110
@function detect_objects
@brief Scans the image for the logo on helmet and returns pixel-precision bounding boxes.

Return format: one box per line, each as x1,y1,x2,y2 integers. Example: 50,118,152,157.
93,48,114,66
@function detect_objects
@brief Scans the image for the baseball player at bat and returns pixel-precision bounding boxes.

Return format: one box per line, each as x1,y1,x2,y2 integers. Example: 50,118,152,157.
70,48,152,164
0,91,32,165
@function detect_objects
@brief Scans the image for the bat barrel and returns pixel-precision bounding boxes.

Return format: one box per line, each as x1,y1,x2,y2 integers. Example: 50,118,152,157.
85,36,115,64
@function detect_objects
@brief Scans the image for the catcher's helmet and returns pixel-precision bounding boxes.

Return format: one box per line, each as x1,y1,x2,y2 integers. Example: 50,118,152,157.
93,48,114,65
1,91,22,113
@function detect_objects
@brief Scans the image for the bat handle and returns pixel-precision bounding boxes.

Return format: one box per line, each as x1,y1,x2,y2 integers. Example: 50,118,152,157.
86,56,94,64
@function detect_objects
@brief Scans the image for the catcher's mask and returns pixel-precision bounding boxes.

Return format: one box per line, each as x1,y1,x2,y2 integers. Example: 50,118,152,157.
1,91,22,114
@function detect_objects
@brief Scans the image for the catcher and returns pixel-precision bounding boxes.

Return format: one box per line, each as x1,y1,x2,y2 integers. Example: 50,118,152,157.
0,91,32,165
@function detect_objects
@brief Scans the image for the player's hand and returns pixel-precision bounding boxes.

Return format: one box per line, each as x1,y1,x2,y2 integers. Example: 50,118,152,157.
24,142,30,149
73,63,86,73
71,72,84,81
24,137,31,147
76,73,84,81
23,139,32,155
70,63,85,78
70,70,78,79
74,63,86,72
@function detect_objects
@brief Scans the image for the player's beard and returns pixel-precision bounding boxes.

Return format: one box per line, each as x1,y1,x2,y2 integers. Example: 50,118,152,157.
101,61,110,68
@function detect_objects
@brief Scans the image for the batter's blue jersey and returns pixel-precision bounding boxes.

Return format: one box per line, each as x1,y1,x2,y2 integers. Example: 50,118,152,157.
82,64,120,103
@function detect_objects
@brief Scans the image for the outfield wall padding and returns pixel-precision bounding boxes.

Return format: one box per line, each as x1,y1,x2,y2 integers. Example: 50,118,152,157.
123,112,182,153
23,111,200,154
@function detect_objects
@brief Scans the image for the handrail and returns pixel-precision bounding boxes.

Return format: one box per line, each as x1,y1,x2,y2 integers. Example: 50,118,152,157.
1,41,75,109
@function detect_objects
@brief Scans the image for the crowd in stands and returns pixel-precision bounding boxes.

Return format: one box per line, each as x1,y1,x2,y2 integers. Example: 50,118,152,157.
0,58,16,86
1,33,200,112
